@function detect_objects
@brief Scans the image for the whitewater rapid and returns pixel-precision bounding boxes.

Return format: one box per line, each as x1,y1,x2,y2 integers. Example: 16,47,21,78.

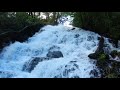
0,24,104,78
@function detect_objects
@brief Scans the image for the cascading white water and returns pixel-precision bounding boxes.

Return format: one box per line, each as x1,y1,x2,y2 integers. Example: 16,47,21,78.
0,24,104,78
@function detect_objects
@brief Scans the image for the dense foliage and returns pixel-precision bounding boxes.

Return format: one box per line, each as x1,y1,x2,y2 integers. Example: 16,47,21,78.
0,12,63,34
73,12,120,40
0,12,41,33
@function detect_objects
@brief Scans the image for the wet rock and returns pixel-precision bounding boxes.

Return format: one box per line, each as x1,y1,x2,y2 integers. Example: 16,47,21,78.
74,34,80,38
72,76,79,78
22,57,49,73
40,29,45,32
46,51,63,58
103,45,111,54
90,69,99,77
71,28,76,30
95,36,104,54
96,53,109,69
109,50,120,62
54,75,62,78
70,61,77,63
87,36,93,41
0,71,15,78
88,37,120,78
88,36,104,59
63,67,76,77
62,62,79,77
88,53,98,59
88,37,114,78
73,63,79,69
98,37,101,40
63,69,69,76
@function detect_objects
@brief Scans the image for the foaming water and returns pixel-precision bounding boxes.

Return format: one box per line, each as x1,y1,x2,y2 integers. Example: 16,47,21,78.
0,24,103,78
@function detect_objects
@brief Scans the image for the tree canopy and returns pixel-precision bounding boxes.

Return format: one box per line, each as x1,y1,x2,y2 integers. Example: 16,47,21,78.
0,12,63,34
73,12,120,40
1,12,120,41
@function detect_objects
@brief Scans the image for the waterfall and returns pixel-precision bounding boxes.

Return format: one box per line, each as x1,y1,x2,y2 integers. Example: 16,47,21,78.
0,24,104,78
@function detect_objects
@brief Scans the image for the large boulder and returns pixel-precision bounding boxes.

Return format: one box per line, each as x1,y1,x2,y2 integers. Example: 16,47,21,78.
88,53,98,59
95,36,104,54
46,51,63,58
22,57,49,73
88,36,105,59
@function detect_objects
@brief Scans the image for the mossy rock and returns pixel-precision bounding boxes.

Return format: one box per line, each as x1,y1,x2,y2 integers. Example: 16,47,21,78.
97,53,109,68
98,53,106,60
98,53,109,60
110,50,118,58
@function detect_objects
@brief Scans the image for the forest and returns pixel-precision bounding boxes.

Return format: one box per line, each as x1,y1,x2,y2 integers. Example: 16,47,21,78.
0,12,120,78
1,12,120,40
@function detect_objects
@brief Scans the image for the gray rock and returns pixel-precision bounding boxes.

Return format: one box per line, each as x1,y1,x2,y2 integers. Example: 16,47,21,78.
74,34,80,38
90,69,99,77
88,53,98,59
22,57,49,73
0,71,15,78
87,36,94,41
46,51,63,58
